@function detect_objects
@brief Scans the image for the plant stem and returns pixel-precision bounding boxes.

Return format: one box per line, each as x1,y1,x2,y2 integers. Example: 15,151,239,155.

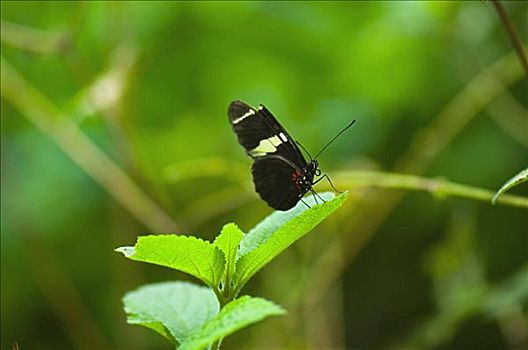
297,49,526,339
491,0,528,76
329,170,528,209
0,19,70,55
0,57,179,233
486,92,528,148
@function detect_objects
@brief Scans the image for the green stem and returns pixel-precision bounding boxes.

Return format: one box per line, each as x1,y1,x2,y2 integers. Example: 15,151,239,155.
210,285,226,350
212,287,225,308
490,0,528,76
0,56,179,232
295,50,526,343
329,171,528,209
0,19,70,55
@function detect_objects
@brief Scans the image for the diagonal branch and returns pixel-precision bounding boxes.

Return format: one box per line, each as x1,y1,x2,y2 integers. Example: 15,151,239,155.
1,57,179,233
491,0,528,76
0,20,71,55
299,49,526,324
486,91,528,148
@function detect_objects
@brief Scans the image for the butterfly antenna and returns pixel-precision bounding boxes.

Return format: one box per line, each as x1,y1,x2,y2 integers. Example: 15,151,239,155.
295,140,313,160
314,120,356,159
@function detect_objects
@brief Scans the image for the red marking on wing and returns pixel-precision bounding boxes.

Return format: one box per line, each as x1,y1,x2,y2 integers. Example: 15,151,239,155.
291,171,302,191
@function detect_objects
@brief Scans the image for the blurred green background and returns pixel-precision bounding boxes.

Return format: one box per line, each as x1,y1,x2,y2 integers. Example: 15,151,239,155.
1,1,527,349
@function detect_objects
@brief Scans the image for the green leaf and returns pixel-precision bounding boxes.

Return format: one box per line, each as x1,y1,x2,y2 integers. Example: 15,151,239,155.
492,167,528,204
123,281,219,345
116,235,225,288
235,192,347,292
213,223,244,291
179,296,285,350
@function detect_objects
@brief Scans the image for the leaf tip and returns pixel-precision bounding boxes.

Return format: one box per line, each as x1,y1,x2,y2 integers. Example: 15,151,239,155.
491,193,499,205
273,304,287,315
115,246,136,257
220,222,243,234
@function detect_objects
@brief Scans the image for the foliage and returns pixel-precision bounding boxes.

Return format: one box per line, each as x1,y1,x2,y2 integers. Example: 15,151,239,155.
123,282,284,350
117,235,225,289
403,211,528,348
123,282,219,344
178,296,285,350
493,166,528,204
1,1,527,349
117,192,346,348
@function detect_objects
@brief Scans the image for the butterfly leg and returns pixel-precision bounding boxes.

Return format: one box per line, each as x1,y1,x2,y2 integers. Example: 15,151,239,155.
313,174,342,193
300,197,311,209
311,190,319,205
311,189,326,203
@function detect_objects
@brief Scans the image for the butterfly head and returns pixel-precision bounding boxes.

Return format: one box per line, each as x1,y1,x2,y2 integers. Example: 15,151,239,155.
306,160,320,177
301,160,320,188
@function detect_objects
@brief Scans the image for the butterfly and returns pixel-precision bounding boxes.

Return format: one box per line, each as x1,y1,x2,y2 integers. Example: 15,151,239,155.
228,100,355,210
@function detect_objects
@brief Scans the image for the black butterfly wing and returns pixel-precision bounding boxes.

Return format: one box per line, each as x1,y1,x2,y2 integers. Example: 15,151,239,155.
251,156,304,210
227,100,307,169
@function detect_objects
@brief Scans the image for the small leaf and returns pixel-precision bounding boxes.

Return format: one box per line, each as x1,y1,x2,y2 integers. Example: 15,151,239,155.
179,296,285,350
123,281,219,345
116,235,225,288
492,167,528,204
213,223,244,287
236,192,347,292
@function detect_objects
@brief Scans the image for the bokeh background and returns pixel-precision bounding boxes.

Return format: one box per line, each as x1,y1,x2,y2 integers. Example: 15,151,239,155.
1,1,527,349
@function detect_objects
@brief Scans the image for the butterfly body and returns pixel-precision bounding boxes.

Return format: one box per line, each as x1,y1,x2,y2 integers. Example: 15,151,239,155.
228,100,319,210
